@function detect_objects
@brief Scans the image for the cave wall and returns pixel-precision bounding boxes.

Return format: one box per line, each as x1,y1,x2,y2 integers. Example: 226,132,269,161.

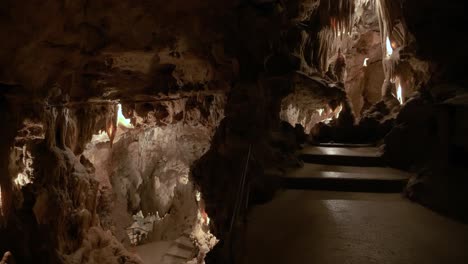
83,94,225,245
382,0,468,220
191,1,359,262
0,102,144,263
0,0,348,262
0,0,236,99
280,73,347,132
344,30,384,117
2,0,466,262
0,0,235,262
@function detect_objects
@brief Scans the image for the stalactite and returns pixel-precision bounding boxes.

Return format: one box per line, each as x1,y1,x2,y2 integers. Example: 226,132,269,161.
315,0,356,71
375,0,406,86
106,105,118,147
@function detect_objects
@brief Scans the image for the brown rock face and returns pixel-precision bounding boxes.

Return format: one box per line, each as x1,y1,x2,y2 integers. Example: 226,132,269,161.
84,95,225,244
1,0,353,262
381,0,468,221
1,0,467,263
0,0,234,261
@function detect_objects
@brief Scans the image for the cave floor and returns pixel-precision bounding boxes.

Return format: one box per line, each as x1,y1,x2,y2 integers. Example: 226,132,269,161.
246,145,468,263
245,190,468,264
134,236,197,264
133,241,171,263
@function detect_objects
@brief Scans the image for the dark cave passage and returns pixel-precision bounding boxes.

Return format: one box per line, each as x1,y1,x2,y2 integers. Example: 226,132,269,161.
1,0,468,263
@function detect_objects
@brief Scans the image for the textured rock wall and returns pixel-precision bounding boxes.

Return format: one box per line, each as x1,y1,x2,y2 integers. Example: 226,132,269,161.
190,1,357,262
0,102,142,263
382,0,468,220
3,0,465,262
0,91,224,263
280,74,348,132
343,30,384,117
83,94,225,245
0,0,234,261
0,0,236,99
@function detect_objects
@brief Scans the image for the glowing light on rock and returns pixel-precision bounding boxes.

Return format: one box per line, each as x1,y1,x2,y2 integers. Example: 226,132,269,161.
15,173,32,187
397,83,404,105
330,17,337,30
393,77,404,105
316,108,324,116
90,130,109,143
335,104,343,119
386,37,393,57
363,58,369,67
323,117,333,124
179,175,189,185
337,29,348,37
14,146,34,187
195,190,201,202
117,104,133,128
201,209,210,226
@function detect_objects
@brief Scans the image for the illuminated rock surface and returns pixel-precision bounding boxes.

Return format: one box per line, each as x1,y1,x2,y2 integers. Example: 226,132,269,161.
0,0,467,263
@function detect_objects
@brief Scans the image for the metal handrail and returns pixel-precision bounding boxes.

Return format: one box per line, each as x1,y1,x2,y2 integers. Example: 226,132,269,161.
227,144,252,263
229,144,252,234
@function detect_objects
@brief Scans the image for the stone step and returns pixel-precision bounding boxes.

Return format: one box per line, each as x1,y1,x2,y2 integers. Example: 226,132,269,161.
134,241,172,264
282,164,411,193
174,236,195,251
162,235,197,262
311,142,376,148
300,146,384,167
164,249,194,260
162,254,190,264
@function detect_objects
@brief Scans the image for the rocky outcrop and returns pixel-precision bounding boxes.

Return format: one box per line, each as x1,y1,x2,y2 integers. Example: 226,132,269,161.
343,24,384,117
0,89,225,263
280,73,348,132
384,88,468,221
1,0,357,261
1,0,234,262
83,94,225,245
190,1,358,262
0,102,142,263
382,0,468,221
0,0,236,99
2,0,466,263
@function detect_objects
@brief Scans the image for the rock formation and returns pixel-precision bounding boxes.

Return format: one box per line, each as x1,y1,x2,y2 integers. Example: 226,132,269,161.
0,0,467,263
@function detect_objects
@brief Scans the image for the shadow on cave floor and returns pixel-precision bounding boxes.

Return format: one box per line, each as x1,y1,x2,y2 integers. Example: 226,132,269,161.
245,144,468,264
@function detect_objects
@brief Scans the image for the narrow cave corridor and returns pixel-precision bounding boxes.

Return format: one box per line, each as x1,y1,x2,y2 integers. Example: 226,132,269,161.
1,0,468,264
